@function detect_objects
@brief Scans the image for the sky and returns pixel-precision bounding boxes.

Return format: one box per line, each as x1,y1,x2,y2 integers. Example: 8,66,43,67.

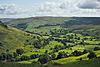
0,0,100,18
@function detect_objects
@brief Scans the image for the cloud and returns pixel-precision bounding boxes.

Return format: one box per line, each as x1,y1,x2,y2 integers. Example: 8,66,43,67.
33,0,100,17
0,4,33,18
78,0,100,9
0,0,100,18
0,4,22,15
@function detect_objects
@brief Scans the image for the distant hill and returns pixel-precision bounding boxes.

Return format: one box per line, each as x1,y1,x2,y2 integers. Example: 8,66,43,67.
5,17,74,30
0,18,16,22
5,17,100,30
5,17,100,39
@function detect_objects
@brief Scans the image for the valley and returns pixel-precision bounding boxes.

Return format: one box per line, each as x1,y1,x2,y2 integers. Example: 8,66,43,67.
0,17,100,67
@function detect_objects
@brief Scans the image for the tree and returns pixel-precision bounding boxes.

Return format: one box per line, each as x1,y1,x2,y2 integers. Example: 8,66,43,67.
94,47,100,51
21,55,30,61
16,49,24,55
0,42,2,46
15,58,21,61
0,21,3,25
80,42,85,45
79,58,82,61
0,53,13,61
30,54,38,59
51,54,56,60
54,45,62,50
83,49,88,54
87,51,96,59
0,53,7,60
72,50,83,56
3,24,8,28
45,50,48,54
6,53,13,60
38,54,50,64
0,21,8,28
0,54,4,60
62,41,66,46
57,51,67,59
13,52,18,58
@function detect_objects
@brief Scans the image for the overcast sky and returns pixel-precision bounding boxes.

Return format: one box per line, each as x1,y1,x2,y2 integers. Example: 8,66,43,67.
0,0,100,18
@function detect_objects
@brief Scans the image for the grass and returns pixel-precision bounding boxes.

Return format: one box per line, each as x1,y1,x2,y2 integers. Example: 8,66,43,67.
44,41,64,49
17,58,38,64
94,50,100,57
63,58,100,67
51,50,100,64
51,53,89,64
84,41,100,44
0,24,40,53
0,25,26,53
21,52,43,56
1,17,100,66
0,58,100,67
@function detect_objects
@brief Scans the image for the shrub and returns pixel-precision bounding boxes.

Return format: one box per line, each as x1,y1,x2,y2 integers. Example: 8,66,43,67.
94,47,100,51
72,50,83,56
16,49,24,55
87,51,96,59
83,49,88,54
21,55,30,61
57,51,68,59
38,54,50,64
30,54,38,59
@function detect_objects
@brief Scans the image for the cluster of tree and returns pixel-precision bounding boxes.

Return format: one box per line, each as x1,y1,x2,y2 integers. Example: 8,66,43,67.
14,50,68,64
33,39,49,49
24,36,50,49
16,54,39,61
0,48,98,64
38,54,51,64
71,28,100,40
0,21,8,28
88,51,96,59
72,50,88,56
0,42,3,46
15,23,27,30
72,50,97,59
15,54,50,64
50,29,70,37
0,48,24,62
48,26,100,42
0,53,14,62
94,47,100,51
38,51,68,64
56,51,68,59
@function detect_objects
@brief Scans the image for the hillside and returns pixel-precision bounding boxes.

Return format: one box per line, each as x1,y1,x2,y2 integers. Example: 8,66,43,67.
0,17,100,66
5,17,73,30
0,18,16,22
6,17,100,39
0,21,31,53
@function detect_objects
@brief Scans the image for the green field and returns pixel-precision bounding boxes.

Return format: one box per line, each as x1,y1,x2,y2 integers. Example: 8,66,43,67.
0,17,100,67
0,58,100,67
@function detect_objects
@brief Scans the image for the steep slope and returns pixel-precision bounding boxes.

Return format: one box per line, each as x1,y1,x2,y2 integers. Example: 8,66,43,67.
0,21,28,53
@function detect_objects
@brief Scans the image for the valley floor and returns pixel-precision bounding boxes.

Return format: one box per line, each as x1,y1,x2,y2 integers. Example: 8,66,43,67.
0,58,100,67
